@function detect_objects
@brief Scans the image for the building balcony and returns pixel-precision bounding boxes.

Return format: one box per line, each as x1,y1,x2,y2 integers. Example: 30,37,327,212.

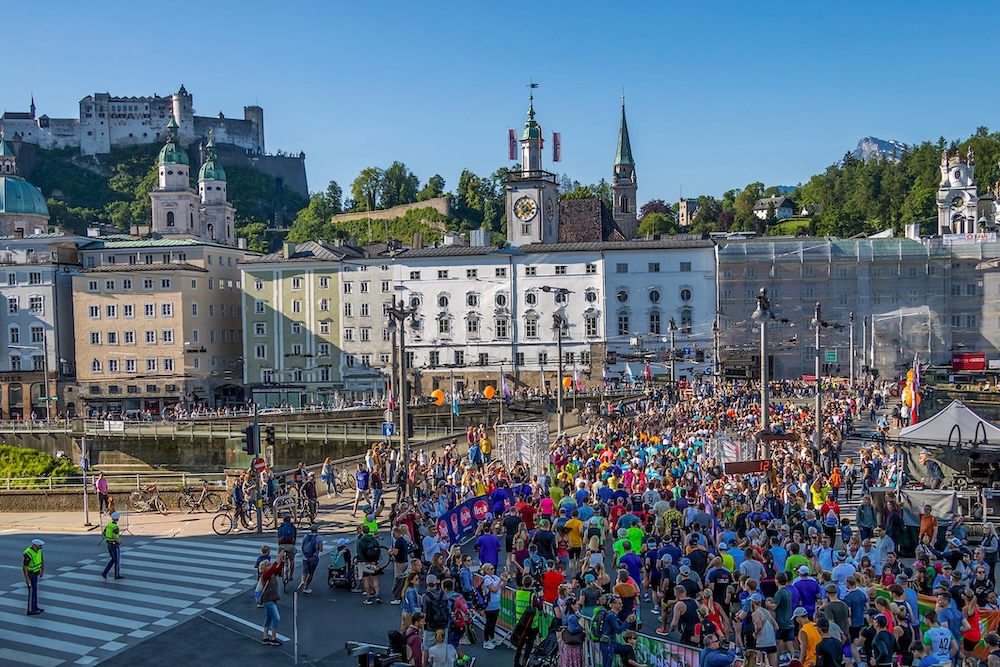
506,170,557,185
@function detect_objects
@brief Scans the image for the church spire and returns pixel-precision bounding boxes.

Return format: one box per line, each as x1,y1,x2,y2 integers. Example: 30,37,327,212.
615,97,634,168
29,95,35,119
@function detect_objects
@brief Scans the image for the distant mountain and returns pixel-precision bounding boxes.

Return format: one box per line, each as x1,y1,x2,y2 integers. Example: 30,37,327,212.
852,136,909,162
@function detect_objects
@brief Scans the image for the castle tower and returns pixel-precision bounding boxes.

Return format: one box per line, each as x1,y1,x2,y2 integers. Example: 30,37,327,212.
198,132,236,245
506,91,560,246
150,115,199,238
0,136,16,175
612,98,638,239
171,84,195,146
937,146,981,235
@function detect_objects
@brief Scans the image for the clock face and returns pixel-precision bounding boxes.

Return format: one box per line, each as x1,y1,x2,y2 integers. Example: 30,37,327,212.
952,195,964,208
546,199,555,222
514,196,538,222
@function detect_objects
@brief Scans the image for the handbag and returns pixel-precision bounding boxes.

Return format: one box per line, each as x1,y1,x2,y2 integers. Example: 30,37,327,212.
562,628,586,645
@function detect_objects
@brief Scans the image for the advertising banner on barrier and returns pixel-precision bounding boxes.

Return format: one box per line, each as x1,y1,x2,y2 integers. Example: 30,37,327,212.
495,587,703,667
434,484,531,544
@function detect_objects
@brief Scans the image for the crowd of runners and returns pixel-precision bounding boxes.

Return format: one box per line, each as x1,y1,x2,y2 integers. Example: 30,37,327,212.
253,379,999,667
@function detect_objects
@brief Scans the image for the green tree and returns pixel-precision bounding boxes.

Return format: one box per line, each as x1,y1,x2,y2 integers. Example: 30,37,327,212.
381,161,419,208
417,174,446,201
351,167,384,211
637,212,676,236
235,221,269,252
287,193,341,243
324,180,344,214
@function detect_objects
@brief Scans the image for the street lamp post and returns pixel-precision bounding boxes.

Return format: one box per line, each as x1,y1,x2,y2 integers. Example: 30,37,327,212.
812,302,823,454
668,318,678,389
387,298,418,494
750,288,773,453
849,312,855,387
553,314,566,434
712,319,721,387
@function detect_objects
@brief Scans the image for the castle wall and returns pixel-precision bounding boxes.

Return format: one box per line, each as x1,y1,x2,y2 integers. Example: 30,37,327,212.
215,152,309,199
327,196,454,224
193,117,263,155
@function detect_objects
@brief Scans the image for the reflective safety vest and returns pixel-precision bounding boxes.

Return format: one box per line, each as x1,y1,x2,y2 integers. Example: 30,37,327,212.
23,546,42,573
515,588,538,629
104,521,120,543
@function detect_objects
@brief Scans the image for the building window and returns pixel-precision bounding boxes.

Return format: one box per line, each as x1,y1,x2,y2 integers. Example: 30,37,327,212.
437,270,449,279
106,304,117,318
554,290,568,304
478,353,489,366
967,284,977,296
650,312,661,335
681,309,693,334
87,280,98,292
88,305,99,319
616,263,628,273
143,279,154,290
496,293,508,308
586,264,597,274
967,314,978,328
107,331,118,345
254,280,264,291
438,317,451,335
381,327,390,342
108,359,119,373
164,358,174,371
495,317,509,339
123,279,132,291
466,269,478,279
745,267,756,278
585,314,598,337
104,279,115,291
146,358,158,372
617,290,628,303
29,296,43,314
318,343,330,356
344,303,353,317
680,288,692,302
618,313,629,336
320,321,331,335
318,298,329,312
161,303,173,317
525,315,538,339
649,290,660,303
585,290,598,303
515,353,524,366
124,331,135,345
344,328,354,342
360,303,370,317
648,263,660,273
145,331,156,344
381,280,391,292
254,300,265,314
90,332,101,346
319,276,330,289
161,278,171,289
454,351,464,366
191,302,199,316
429,351,440,366
255,345,267,359
467,317,479,336
91,359,101,373
7,327,17,344
466,293,479,307
495,267,507,278
525,292,537,306
8,297,18,314
538,352,548,366
555,266,567,275
360,328,371,342
162,330,174,344
409,271,421,280
525,267,537,277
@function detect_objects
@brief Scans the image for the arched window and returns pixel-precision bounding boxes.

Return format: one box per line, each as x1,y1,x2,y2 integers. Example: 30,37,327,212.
649,311,661,335
681,308,693,334
524,314,539,338
619,195,629,213
166,211,175,227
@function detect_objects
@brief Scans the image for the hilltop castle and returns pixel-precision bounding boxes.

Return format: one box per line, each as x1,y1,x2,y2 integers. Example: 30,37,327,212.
0,85,264,156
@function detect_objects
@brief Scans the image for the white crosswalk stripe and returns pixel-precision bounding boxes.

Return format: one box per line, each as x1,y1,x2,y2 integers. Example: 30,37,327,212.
0,534,271,667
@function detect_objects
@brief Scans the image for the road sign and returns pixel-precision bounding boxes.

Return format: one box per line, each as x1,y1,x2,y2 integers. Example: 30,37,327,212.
252,457,267,473
383,409,394,423
824,349,838,363
382,422,395,437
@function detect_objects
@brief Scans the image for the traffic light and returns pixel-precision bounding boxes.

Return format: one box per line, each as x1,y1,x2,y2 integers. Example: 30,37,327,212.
406,412,415,438
241,426,257,455
264,425,275,448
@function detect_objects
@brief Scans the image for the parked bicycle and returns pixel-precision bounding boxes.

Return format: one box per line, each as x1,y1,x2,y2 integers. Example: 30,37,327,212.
333,468,357,492
211,502,254,535
177,482,223,513
130,484,168,514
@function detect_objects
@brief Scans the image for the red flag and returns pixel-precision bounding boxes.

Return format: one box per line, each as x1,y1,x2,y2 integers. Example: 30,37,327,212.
552,132,561,162
538,124,544,149
508,129,516,160
387,382,396,411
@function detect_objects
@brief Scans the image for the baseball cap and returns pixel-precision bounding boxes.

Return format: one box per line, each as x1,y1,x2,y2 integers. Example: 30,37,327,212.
337,538,349,547
798,565,810,575
110,512,120,520
792,607,807,617
719,542,728,550
426,574,439,585
749,592,764,603
949,537,962,547
680,565,691,575
31,539,44,546
584,573,596,583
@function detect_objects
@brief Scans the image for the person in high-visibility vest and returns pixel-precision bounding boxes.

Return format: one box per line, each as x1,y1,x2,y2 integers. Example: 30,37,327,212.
22,538,44,615
102,512,124,579
513,575,541,667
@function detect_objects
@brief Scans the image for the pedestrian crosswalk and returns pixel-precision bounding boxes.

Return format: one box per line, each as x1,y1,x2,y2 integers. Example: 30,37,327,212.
0,535,271,667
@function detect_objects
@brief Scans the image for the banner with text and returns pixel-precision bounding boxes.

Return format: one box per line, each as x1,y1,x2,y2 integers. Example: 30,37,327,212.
435,484,530,544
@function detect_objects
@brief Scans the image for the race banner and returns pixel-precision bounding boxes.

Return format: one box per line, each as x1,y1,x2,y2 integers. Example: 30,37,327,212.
435,484,530,544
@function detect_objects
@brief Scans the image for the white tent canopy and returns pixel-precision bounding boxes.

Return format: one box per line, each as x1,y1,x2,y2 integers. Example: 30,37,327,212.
898,399,1000,447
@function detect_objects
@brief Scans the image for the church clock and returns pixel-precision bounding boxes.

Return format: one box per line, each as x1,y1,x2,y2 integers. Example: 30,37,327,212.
514,196,538,221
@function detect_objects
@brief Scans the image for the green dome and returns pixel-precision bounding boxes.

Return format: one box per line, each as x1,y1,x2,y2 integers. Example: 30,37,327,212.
0,176,49,217
198,134,225,181
158,116,189,165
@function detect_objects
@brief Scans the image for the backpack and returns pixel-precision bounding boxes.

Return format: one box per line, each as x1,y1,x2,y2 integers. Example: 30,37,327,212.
388,629,407,658
425,591,452,630
277,522,295,542
361,537,381,562
527,555,547,577
825,510,838,527
302,534,318,557
590,607,609,642
451,594,472,629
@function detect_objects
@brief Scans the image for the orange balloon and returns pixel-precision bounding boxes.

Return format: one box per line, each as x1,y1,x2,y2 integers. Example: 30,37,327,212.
563,377,573,389
484,386,496,400
431,389,445,406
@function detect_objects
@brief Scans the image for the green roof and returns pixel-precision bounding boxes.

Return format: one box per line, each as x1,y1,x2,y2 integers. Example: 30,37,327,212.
615,103,634,167
198,134,226,182
158,115,189,166
82,238,240,250
521,94,541,141
0,138,15,157
0,176,49,217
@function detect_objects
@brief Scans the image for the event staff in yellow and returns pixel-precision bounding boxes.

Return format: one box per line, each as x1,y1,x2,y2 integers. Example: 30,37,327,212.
102,512,123,579
22,538,44,615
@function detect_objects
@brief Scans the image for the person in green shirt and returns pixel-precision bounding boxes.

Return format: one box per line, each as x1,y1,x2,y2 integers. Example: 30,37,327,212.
549,484,564,506
784,542,810,575
626,524,644,555
612,528,630,563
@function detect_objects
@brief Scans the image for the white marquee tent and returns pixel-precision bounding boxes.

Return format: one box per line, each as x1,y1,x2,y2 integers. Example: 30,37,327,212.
898,399,1000,447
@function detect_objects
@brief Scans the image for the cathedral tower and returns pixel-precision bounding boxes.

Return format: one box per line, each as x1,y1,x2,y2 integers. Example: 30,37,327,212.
937,147,982,235
198,132,236,245
612,98,637,239
150,115,199,237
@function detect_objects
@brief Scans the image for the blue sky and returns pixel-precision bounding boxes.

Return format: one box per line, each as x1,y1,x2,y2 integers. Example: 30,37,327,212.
5,1,998,205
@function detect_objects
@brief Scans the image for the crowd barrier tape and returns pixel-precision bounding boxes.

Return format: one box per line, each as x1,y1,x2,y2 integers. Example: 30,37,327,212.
873,585,996,660
495,586,702,667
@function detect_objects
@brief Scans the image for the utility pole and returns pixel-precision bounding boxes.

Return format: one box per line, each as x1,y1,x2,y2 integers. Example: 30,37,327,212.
713,319,721,387
849,312,855,387
388,298,418,495
254,403,263,534
668,318,679,389
554,314,564,434
812,302,823,454
862,316,868,381
498,361,504,425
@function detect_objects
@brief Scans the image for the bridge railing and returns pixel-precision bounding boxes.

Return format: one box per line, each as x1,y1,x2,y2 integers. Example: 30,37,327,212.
81,420,453,440
0,471,228,491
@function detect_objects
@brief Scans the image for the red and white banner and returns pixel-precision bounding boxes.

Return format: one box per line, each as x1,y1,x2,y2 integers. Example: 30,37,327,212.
552,132,561,162
508,129,516,160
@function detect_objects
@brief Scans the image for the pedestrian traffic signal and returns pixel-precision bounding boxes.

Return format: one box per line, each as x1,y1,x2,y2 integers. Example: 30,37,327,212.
406,412,415,438
264,425,275,447
241,426,257,455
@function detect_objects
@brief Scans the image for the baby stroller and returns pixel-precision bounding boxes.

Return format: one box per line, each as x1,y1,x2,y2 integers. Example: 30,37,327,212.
328,539,355,589
528,631,559,667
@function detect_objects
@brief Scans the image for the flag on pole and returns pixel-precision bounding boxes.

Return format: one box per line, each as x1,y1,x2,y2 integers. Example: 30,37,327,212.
644,362,652,381
625,363,635,383
451,374,459,416
553,132,561,162
574,363,582,392
540,368,546,393
502,374,511,398
912,352,921,424
538,124,544,150
387,382,396,411
508,129,516,161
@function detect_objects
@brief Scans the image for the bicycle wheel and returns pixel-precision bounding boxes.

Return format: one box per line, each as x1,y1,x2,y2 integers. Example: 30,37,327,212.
212,512,234,536
129,490,148,512
344,474,357,490
282,563,291,592
376,545,391,572
155,496,169,515
261,505,275,528
202,493,223,513
178,493,194,512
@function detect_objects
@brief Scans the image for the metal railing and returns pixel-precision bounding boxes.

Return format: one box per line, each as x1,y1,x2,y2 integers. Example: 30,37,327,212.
0,420,74,433
82,420,453,440
0,471,227,491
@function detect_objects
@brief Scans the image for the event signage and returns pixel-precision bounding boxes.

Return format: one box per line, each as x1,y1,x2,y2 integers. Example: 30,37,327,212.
952,352,987,371
435,484,530,543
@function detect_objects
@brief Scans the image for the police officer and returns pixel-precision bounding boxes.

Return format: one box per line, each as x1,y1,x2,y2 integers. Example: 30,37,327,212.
102,511,123,579
22,538,44,615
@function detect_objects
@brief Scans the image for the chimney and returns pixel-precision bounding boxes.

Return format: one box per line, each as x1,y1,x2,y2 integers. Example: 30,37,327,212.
470,229,489,247
412,232,423,249
283,241,295,258
237,237,247,250
904,223,921,241
87,226,101,238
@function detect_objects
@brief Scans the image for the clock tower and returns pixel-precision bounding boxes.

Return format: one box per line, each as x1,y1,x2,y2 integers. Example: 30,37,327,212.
937,147,982,235
506,92,559,247
612,98,638,240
